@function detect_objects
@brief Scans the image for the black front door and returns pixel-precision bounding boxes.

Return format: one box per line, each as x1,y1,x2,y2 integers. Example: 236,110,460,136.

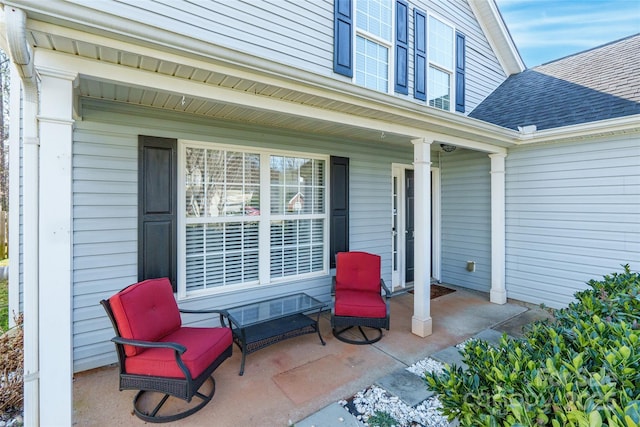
405,169,414,283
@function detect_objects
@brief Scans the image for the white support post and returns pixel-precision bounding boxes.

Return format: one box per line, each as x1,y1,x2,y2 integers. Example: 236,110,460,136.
37,67,76,425
489,153,507,304
411,138,433,337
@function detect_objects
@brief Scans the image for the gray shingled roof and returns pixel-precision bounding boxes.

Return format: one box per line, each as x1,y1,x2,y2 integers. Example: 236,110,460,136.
469,34,640,131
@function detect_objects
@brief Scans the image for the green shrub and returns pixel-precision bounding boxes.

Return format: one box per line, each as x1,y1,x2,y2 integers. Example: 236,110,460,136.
426,265,640,427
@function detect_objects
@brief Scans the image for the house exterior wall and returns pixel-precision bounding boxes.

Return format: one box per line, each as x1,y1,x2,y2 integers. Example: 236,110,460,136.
439,148,492,291
72,99,413,372
505,135,640,308
74,0,506,113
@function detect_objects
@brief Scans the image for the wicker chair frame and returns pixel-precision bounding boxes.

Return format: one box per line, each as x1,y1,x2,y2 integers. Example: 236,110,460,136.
330,276,391,345
101,299,232,423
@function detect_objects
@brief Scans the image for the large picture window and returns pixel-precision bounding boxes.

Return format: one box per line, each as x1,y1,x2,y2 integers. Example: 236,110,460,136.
180,142,327,296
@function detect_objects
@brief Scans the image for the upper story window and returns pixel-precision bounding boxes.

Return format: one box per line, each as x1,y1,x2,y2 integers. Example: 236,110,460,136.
334,1,466,111
354,0,393,92
428,15,454,111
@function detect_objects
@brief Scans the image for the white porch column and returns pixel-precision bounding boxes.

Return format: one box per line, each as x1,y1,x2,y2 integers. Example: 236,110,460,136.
489,153,507,304
37,67,76,425
411,138,432,337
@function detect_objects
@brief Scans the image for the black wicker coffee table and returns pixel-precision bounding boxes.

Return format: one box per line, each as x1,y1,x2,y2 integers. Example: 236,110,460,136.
224,293,326,375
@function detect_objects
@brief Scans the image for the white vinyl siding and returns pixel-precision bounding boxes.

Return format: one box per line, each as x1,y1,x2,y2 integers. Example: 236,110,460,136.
505,136,640,308
72,99,412,372
439,149,491,291
74,0,335,77
36,0,507,112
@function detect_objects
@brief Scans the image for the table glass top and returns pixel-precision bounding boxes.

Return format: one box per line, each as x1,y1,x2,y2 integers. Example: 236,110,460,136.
225,293,324,328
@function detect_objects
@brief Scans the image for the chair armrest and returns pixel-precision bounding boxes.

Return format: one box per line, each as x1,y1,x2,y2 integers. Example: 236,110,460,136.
111,336,186,354
179,308,233,330
179,308,229,317
380,278,392,298
331,276,336,296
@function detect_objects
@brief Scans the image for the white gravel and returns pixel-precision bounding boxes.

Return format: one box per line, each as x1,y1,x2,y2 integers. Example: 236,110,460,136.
340,356,453,427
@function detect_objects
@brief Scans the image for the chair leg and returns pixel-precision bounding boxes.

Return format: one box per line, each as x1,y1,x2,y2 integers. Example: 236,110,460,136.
132,376,216,423
332,325,383,345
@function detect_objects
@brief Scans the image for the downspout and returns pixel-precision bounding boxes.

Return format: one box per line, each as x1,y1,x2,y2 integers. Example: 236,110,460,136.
2,6,40,426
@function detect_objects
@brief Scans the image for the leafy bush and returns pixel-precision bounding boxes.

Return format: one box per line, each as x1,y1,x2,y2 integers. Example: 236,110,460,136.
425,265,640,427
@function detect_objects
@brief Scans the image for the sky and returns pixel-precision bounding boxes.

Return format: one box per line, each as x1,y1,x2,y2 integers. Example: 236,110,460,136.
495,0,640,68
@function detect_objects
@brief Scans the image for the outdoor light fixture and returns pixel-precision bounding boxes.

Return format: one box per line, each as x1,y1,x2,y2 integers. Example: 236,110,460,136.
440,144,457,152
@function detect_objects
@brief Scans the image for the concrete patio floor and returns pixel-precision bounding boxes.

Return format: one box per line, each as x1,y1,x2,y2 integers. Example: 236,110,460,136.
72,286,544,426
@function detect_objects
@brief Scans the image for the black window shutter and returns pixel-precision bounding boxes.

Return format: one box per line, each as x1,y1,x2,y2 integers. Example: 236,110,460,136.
334,0,353,77
138,135,178,291
455,31,466,112
395,0,409,94
330,156,349,268
413,9,427,101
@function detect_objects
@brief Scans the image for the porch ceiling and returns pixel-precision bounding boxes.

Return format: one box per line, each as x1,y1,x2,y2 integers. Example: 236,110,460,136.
30,27,515,149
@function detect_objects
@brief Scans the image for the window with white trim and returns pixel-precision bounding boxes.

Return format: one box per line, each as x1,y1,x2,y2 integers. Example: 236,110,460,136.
355,0,393,92
180,142,327,296
428,15,454,111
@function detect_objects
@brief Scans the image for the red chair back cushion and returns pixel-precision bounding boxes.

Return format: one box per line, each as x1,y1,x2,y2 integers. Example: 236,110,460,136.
335,251,381,293
109,278,182,357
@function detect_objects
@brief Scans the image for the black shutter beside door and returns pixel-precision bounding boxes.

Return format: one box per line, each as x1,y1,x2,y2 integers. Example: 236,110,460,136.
330,156,349,268
138,135,178,291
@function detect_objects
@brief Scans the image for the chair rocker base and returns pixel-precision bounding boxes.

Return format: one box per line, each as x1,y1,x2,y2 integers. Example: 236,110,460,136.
332,325,383,345
132,376,216,423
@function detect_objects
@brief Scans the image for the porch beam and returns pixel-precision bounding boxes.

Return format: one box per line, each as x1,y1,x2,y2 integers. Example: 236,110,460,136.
411,138,433,337
489,153,507,304
37,67,76,425
34,50,426,140
422,131,507,154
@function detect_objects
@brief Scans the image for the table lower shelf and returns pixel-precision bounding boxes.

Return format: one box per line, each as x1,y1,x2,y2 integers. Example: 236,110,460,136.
232,312,326,375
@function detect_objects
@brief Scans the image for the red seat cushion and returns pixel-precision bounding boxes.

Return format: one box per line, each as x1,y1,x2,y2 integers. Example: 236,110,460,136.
335,252,381,293
334,289,387,318
124,327,233,379
109,278,182,357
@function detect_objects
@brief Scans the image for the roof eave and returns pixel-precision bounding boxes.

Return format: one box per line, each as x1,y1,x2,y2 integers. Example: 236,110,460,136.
518,115,640,144
468,0,526,75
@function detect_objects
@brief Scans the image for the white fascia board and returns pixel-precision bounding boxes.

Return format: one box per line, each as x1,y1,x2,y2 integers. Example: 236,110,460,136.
468,0,526,75
519,114,640,145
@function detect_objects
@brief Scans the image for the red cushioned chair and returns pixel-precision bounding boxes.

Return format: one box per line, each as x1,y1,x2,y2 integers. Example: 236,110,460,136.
100,278,233,423
331,251,391,344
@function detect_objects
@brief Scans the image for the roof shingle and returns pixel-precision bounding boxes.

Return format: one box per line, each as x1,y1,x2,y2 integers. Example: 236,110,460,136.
469,34,640,131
